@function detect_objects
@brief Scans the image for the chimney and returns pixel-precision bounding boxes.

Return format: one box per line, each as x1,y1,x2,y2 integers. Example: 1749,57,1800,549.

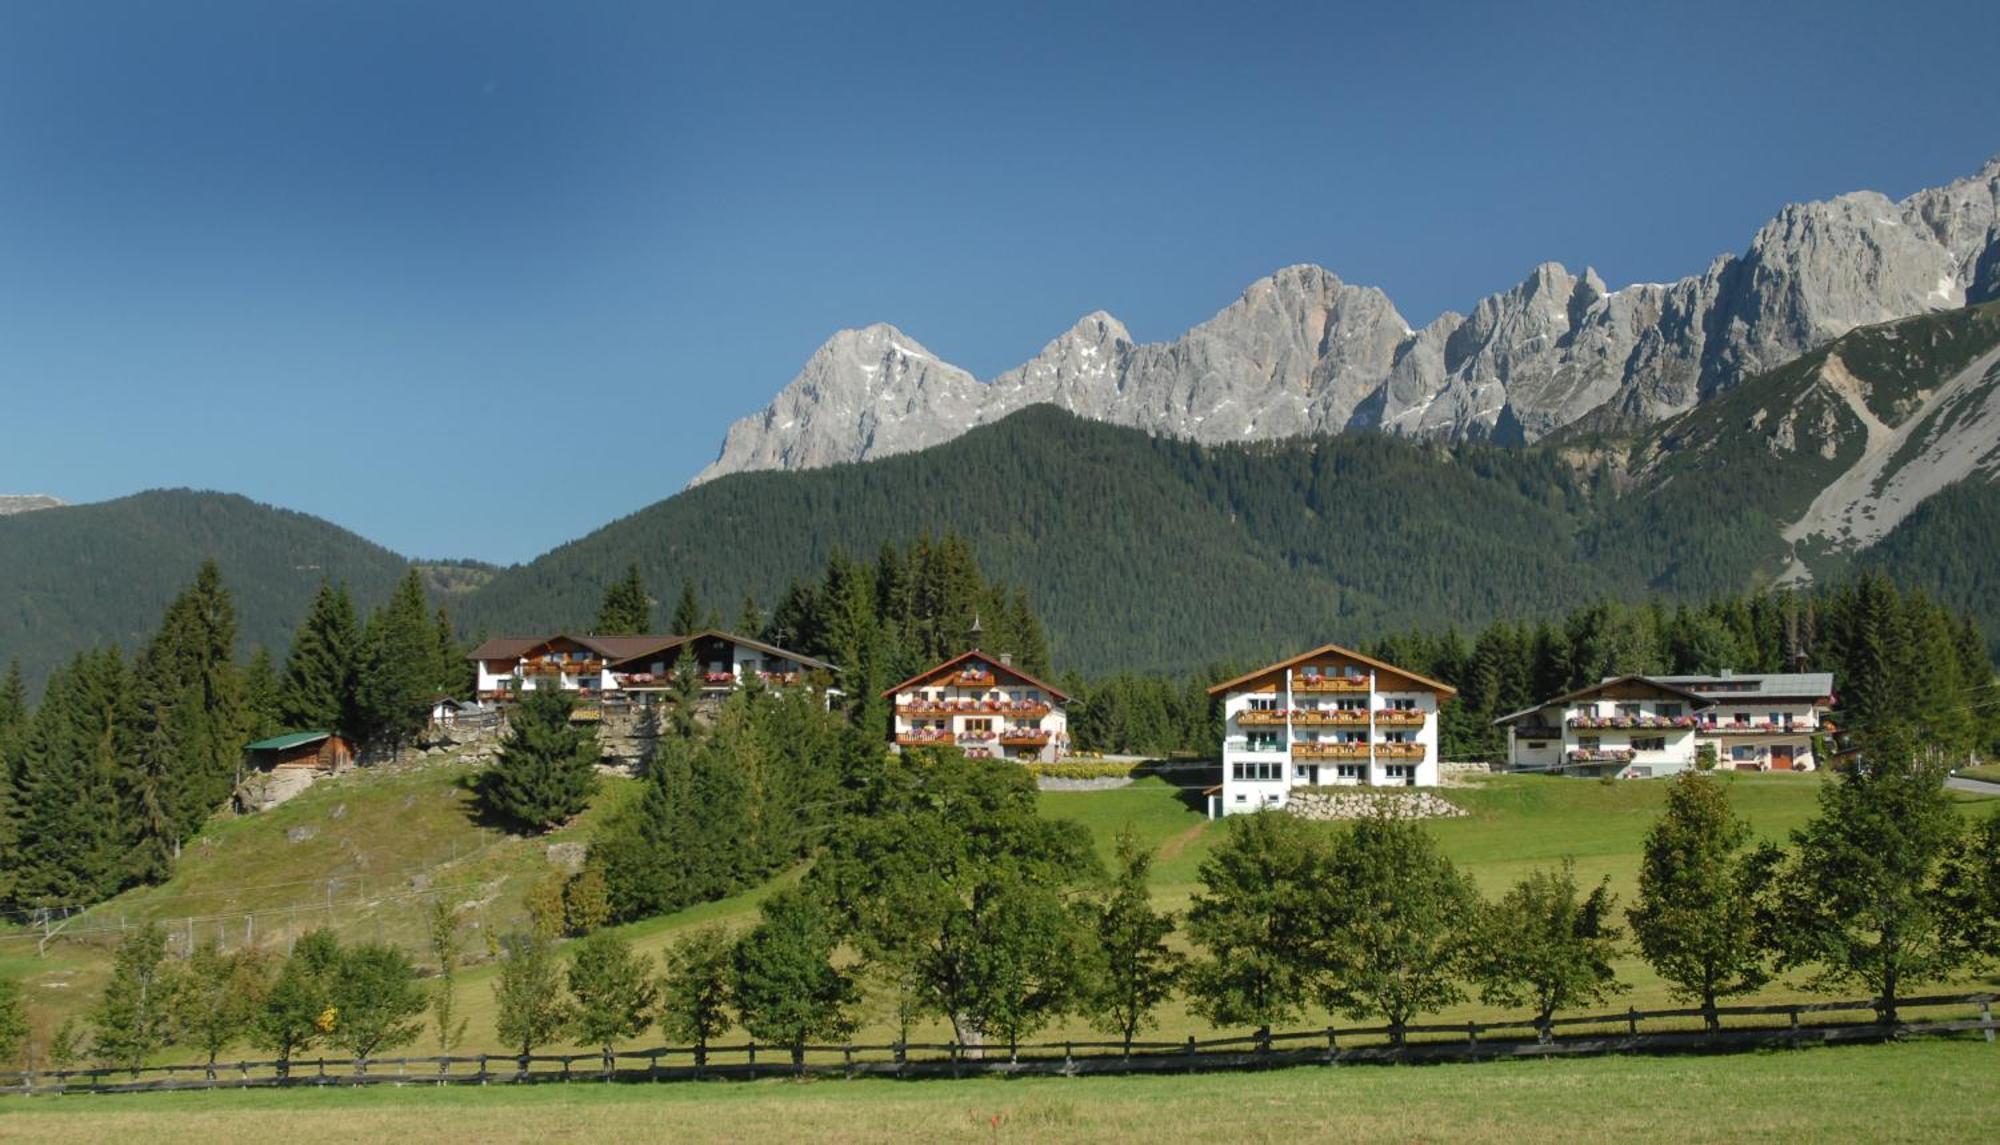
999,652,1013,667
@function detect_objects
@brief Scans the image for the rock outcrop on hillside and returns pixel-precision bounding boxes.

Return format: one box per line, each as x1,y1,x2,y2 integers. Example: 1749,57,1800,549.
692,156,2000,484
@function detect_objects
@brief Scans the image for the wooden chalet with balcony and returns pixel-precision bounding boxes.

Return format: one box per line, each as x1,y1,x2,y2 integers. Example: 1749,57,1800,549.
469,629,829,708
1495,675,1712,778
882,650,1070,763
1208,643,1456,816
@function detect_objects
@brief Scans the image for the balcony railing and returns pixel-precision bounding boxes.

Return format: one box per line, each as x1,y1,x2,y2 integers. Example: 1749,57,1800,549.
702,671,737,686
1236,709,1289,726
896,729,957,746
999,728,1053,746
952,670,996,687
1223,737,1287,755
757,671,803,686
1375,742,1424,760
1293,676,1369,694
1374,709,1426,726
1295,742,1371,760
1510,725,1562,739
1568,748,1636,764
898,699,1051,717
1705,720,1813,735
1295,709,1369,726
1568,714,1698,730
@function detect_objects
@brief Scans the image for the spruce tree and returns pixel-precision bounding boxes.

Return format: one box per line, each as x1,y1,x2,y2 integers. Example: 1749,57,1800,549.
14,649,135,905
596,565,653,635
431,607,468,701
737,592,765,639
278,582,360,734
0,974,27,1066
671,580,702,636
479,685,601,832
242,647,282,741
354,570,437,746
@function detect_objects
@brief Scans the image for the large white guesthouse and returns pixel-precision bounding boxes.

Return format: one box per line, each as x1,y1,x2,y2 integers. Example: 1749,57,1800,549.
882,650,1071,763
468,629,829,704
1495,670,1836,777
1207,643,1456,816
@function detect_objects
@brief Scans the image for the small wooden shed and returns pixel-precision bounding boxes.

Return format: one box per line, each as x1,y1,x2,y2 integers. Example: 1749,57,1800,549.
243,730,355,775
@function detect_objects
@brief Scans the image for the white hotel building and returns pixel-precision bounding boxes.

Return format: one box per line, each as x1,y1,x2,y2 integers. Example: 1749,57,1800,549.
1207,643,1456,816
1496,670,1835,777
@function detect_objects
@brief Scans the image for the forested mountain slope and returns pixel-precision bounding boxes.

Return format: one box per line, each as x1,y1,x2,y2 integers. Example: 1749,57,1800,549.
0,490,413,692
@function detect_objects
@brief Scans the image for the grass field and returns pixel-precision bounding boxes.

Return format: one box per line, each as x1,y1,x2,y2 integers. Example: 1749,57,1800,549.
1,1040,1993,1143
6,759,1997,1062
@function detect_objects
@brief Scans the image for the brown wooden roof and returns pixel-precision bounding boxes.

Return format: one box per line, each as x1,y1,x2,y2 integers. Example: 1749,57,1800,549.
1206,642,1457,698
467,630,829,672
879,649,1071,702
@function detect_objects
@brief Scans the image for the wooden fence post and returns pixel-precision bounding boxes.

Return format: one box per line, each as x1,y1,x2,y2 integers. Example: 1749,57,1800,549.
843,1044,854,1079
477,1054,488,1085
1324,1026,1337,1065
895,1040,907,1078
1466,1021,1478,1053
1982,999,1994,1045
1256,1025,1271,1056
1789,1006,1802,1047
1185,1035,1196,1074
1627,1007,1639,1038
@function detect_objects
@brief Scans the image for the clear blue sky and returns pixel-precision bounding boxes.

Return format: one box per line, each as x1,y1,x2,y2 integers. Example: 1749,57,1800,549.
2,0,1995,564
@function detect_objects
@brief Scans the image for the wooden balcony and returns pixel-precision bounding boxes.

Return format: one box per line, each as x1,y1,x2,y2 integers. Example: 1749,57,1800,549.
1374,709,1426,727
1705,720,1812,735
1236,709,1289,726
898,700,1050,718
896,730,957,746
952,670,996,687
1294,742,1370,760
999,728,1053,746
1294,709,1369,727
1569,714,1698,730
1376,741,1424,760
1293,676,1369,694
1568,748,1635,764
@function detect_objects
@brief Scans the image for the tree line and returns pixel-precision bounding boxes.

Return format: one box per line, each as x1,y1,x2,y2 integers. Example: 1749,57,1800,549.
0,563,470,913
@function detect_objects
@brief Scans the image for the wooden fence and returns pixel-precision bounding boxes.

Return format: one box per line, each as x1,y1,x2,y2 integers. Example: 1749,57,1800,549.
2,992,1992,1097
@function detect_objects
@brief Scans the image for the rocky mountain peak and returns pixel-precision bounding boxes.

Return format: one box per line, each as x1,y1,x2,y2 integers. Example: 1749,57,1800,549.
692,155,2000,485
0,494,64,515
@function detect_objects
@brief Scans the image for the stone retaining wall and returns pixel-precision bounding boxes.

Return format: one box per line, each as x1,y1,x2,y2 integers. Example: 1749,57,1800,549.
1284,789,1466,820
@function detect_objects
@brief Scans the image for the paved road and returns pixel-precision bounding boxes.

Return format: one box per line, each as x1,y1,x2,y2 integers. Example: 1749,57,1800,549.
1946,775,2000,797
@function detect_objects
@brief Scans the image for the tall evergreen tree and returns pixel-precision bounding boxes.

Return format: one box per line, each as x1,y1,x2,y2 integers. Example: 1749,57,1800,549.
671,579,702,636
242,647,282,741
596,565,653,635
12,649,135,905
278,582,360,734
353,570,437,746
479,685,601,832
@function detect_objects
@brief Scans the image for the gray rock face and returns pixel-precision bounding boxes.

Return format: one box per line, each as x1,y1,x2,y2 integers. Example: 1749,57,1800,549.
692,156,2000,484
0,494,64,515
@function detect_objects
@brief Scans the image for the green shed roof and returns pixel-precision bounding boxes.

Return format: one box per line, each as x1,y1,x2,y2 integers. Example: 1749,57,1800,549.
244,730,334,752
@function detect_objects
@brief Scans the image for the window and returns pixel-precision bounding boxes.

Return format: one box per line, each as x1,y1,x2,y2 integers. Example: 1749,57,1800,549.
1232,760,1281,782
1527,741,1549,749
1732,746,1757,762
1659,703,1682,718
1770,712,1783,726
1384,764,1415,785
1617,703,1641,718
1633,737,1666,752
1247,732,1279,751
1294,765,1312,781
1335,763,1363,780
1234,794,1247,804
1336,698,1366,711
1734,712,1750,726
1248,697,1278,712
1382,731,1413,744
1579,736,1600,750
1390,698,1417,711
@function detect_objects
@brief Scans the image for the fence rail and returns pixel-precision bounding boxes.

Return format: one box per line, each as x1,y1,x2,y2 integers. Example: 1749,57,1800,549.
2,992,1991,1097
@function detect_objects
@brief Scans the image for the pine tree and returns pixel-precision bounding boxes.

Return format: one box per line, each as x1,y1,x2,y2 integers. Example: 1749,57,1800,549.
671,580,702,636
0,974,27,1066
278,582,360,734
353,570,437,747
479,685,601,832
596,565,653,635
242,647,282,741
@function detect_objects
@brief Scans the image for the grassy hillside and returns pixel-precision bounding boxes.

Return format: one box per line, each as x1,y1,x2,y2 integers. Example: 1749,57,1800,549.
0,489,414,694
10,758,1993,1062
8,1041,1996,1144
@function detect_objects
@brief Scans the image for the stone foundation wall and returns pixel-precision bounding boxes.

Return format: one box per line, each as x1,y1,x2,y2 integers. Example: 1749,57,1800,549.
1284,789,1466,821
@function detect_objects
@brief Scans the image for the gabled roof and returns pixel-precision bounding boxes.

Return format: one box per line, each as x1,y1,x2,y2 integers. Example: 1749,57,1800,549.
1206,642,1457,698
468,630,830,672
1648,672,1836,700
879,649,1071,703
245,730,336,752
1492,675,1714,727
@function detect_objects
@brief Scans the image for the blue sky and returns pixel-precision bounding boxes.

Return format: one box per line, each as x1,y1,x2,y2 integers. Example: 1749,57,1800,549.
2,0,1995,564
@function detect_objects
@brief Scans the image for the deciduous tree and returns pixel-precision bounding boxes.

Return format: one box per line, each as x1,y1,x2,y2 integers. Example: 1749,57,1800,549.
1471,861,1626,1032
567,931,657,1064
732,889,857,1066
1319,814,1480,1039
1627,772,1770,1022
493,933,572,1057
1183,812,1330,1030
658,927,735,1066
1084,828,1183,1053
